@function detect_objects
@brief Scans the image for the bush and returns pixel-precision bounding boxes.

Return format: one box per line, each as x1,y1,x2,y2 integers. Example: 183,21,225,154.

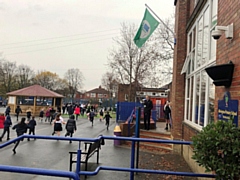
192,119,240,180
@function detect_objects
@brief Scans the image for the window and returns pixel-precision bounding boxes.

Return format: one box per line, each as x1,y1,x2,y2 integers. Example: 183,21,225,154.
17,96,34,105
184,0,218,129
98,94,103,98
90,93,96,98
36,97,53,106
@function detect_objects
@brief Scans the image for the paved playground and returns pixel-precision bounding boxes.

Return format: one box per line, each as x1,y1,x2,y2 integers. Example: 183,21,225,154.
0,107,196,180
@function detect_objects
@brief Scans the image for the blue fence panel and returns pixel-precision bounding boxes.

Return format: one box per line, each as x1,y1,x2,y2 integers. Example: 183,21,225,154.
116,102,142,122
117,102,164,123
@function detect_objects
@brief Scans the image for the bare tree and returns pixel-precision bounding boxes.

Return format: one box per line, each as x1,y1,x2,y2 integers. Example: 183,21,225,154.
64,68,84,100
16,65,35,89
107,18,174,101
0,60,18,94
101,72,119,98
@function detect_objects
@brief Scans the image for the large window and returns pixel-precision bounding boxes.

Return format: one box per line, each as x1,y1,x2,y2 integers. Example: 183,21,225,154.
184,0,217,129
17,97,53,106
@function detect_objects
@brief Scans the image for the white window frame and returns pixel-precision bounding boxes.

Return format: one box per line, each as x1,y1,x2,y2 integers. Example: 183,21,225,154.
184,0,217,130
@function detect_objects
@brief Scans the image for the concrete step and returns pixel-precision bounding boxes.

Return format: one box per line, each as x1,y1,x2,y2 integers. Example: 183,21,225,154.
125,141,173,152
139,130,172,140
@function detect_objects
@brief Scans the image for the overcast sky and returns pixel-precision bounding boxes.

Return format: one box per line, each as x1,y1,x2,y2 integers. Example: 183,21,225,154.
0,0,174,90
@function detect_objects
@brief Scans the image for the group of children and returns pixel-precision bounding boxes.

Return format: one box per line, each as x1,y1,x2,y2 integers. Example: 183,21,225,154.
0,113,37,143
0,106,113,153
87,109,112,130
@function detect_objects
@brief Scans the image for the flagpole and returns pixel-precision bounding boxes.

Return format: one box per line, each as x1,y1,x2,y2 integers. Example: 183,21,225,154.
145,4,175,36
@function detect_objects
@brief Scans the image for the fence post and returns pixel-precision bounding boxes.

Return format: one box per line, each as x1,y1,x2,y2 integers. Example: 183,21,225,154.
76,149,81,177
135,107,141,174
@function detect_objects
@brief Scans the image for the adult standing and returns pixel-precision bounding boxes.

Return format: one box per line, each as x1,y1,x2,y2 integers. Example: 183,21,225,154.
143,96,153,130
164,101,172,130
15,105,22,121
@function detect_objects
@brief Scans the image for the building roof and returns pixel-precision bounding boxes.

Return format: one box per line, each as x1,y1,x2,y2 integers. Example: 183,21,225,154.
7,84,64,98
86,86,109,94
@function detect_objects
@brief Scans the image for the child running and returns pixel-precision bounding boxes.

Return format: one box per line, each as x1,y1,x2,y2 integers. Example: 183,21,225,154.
65,115,77,143
0,115,12,141
12,117,29,154
52,113,66,137
27,116,37,141
99,109,104,121
89,110,95,126
103,111,112,130
39,108,44,122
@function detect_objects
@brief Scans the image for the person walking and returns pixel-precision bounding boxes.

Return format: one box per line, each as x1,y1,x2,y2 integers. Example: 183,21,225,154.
164,101,172,130
143,96,153,130
52,113,66,137
0,115,12,141
12,117,29,154
65,115,77,143
103,111,112,130
15,105,22,121
27,116,37,141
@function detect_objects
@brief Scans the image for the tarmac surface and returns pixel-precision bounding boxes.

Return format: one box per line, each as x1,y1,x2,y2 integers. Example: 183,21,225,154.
0,107,195,180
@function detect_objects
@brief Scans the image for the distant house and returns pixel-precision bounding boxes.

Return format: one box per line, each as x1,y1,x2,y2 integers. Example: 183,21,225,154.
117,83,171,103
84,86,110,101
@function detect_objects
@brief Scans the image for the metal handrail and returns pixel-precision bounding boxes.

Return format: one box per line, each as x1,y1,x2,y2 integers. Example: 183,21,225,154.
0,135,216,179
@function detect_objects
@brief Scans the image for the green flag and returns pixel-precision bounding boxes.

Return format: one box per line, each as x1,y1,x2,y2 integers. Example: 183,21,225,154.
134,8,159,48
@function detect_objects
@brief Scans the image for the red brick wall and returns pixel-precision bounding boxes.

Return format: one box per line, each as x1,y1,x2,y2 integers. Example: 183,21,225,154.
215,0,240,126
171,0,189,139
189,0,195,15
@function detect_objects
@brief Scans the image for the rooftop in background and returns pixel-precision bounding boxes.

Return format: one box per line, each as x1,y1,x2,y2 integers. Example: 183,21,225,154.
7,84,64,98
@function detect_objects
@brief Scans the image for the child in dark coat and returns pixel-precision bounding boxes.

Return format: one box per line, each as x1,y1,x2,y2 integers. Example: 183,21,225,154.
103,111,112,130
89,110,95,126
28,116,37,141
99,109,104,121
12,117,29,154
0,115,12,141
39,108,44,122
65,115,77,143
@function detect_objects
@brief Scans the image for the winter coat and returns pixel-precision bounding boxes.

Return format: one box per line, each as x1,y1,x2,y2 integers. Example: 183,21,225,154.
74,107,80,115
103,114,112,121
39,110,44,117
5,107,10,115
0,115,5,129
12,123,28,136
65,119,77,133
28,119,37,130
143,99,153,113
4,116,12,128
15,107,22,114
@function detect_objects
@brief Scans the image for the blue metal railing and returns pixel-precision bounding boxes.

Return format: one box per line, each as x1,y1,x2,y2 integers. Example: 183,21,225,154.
0,135,216,180
127,109,135,136
0,135,216,179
